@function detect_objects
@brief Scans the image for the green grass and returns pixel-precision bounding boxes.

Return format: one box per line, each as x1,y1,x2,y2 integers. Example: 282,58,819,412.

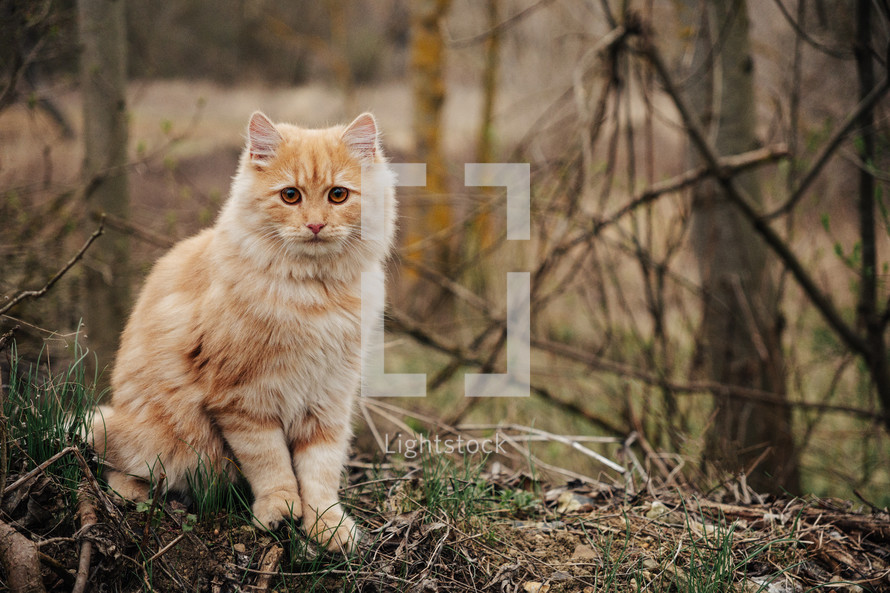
4,340,98,495
184,449,250,522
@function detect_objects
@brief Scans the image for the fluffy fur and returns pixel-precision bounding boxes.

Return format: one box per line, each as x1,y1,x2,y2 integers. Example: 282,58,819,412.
91,111,396,553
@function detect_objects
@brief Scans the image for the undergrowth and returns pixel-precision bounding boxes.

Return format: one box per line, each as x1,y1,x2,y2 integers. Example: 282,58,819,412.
4,341,97,499
0,344,888,592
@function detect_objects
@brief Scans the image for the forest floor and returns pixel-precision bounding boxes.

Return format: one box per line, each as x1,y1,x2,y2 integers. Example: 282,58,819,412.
3,441,890,593
0,349,888,593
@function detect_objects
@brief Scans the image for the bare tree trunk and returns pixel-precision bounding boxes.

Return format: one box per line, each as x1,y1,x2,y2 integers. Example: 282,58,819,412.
465,0,501,297
680,0,800,493
409,0,453,308
328,0,355,116
78,0,130,380
853,0,890,427
476,0,499,166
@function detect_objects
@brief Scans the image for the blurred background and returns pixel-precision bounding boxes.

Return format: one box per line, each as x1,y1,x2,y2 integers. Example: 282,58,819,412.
2,0,889,505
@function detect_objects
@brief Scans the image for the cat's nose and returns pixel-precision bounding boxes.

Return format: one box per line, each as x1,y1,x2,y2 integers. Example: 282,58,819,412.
307,223,326,235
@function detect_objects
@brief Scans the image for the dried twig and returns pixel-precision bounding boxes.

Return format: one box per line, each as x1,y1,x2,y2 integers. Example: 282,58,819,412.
0,326,17,352
147,533,186,563
5,446,79,494
766,71,890,219
37,551,76,587
446,0,556,47
0,219,105,317
92,211,174,249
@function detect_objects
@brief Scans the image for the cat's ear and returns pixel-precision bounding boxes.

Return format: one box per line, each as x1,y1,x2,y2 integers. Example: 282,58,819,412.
342,112,378,161
247,111,282,164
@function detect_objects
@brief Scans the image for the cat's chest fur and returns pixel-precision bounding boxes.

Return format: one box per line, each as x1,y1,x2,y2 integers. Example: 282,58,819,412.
191,244,363,409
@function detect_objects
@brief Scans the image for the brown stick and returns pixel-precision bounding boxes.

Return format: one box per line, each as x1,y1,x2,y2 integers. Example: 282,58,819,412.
0,519,47,593
72,479,98,593
146,533,185,563
4,446,78,494
37,551,76,587
92,211,174,249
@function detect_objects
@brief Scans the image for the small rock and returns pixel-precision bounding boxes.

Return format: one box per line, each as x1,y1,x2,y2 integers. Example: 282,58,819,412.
645,501,669,519
522,582,550,593
556,491,594,513
233,543,246,554
571,544,598,562
550,571,572,581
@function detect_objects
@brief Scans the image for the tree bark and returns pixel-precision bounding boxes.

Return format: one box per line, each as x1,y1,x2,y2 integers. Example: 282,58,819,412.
853,0,890,435
680,0,800,493
78,0,130,379
0,520,46,593
408,0,453,307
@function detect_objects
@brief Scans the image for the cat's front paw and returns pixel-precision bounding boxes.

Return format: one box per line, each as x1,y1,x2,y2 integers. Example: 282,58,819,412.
252,491,302,530
106,470,150,503
303,505,362,555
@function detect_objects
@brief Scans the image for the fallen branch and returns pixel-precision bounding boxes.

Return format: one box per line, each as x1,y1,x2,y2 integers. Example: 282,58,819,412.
0,519,46,593
72,479,98,593
147,533,186,563
37,551,76,587
5,446,79,494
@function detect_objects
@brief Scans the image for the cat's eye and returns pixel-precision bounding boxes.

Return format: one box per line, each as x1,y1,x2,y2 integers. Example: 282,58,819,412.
280,187,301,204
328,187,349,204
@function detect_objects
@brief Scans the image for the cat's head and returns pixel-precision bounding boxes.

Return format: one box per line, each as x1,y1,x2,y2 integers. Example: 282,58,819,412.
220,111,396,278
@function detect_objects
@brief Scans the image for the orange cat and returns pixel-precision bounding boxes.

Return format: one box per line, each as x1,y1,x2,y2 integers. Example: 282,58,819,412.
90,111,396,553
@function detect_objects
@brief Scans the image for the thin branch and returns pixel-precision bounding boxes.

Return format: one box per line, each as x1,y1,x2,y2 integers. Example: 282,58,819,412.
638,35,869,358
38,551,76,587
527,145,787,305
596,144,788,231
532,335,888,422
502,425,626,473
4,446,79,494
387,309,627,436
446,0,556,47
768,0,849,59
146,533,186,564
766,70,890,219
0,219,105,317
94,211,174,249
